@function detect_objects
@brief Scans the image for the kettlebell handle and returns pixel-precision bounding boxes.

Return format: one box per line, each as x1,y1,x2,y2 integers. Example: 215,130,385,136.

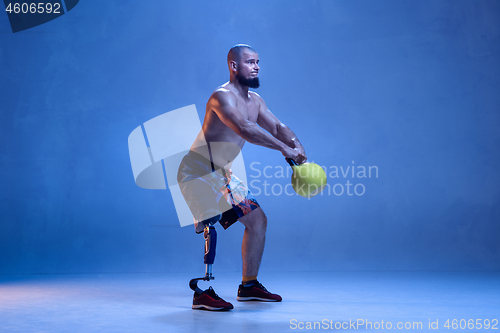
285,158,298,167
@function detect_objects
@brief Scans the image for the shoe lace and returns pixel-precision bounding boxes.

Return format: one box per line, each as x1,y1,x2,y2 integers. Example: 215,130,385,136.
205,286,221,300
255,281,269,292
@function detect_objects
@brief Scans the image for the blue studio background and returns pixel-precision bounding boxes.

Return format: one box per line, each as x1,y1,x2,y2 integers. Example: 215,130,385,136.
0,0,499,275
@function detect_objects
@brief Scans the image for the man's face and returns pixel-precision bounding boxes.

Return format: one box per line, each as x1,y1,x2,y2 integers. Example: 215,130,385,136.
236,50,260,88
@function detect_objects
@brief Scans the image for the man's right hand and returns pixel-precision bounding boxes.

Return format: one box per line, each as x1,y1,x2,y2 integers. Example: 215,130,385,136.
282,147,307,165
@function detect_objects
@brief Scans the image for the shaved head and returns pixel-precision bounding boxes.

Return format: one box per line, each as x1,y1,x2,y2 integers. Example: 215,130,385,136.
227,44,260,88
227,44,257,65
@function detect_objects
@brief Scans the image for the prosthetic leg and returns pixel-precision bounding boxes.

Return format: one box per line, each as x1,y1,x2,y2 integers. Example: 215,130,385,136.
189,215,234,310
189,216,218,294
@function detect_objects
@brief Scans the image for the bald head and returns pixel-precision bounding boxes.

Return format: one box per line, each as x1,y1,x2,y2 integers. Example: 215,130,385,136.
227,44,260,88
227,44,257,65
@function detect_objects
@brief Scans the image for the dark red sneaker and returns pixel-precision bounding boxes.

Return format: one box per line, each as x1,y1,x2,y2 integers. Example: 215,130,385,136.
237,280,282,302
192,287,233,311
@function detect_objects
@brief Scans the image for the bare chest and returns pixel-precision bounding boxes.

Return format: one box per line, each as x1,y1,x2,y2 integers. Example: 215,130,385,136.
236,96,260,123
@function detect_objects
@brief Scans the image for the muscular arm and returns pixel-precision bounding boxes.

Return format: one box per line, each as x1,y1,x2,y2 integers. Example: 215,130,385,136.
207,89,306,164
209,90,289,153
259,113,304,150
255,94,307,163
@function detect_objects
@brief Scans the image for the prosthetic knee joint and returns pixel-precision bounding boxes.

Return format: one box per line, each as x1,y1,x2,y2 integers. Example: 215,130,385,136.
189,214,220,294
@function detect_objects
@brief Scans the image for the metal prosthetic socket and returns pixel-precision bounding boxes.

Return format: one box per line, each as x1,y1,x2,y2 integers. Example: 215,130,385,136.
189,215,219,294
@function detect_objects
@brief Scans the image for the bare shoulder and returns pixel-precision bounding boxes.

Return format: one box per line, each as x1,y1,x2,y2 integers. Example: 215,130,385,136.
209,86,237,107
249,91,267,109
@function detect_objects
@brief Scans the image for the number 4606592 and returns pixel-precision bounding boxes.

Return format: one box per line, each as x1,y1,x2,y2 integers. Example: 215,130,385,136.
444,319,498,330
6,2,61,14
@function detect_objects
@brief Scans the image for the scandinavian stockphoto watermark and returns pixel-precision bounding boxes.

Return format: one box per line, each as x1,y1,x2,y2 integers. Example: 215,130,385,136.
289,318,499,330
128,105,379,228
249,161,379,197
290,318,425,330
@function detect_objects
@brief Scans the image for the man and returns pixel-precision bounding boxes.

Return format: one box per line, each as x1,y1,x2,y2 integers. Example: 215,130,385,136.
177,44,307,311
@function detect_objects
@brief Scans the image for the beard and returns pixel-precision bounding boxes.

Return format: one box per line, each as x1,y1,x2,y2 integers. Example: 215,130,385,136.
236,74,260,88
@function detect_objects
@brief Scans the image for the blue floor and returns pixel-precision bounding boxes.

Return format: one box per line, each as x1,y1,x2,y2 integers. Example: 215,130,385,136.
0,271,498,332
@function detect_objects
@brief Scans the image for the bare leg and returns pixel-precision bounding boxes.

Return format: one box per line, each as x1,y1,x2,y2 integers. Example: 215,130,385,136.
238,207,268,277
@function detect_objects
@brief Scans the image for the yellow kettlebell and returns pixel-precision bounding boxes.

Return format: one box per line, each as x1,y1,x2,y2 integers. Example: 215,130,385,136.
286,158,327,198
